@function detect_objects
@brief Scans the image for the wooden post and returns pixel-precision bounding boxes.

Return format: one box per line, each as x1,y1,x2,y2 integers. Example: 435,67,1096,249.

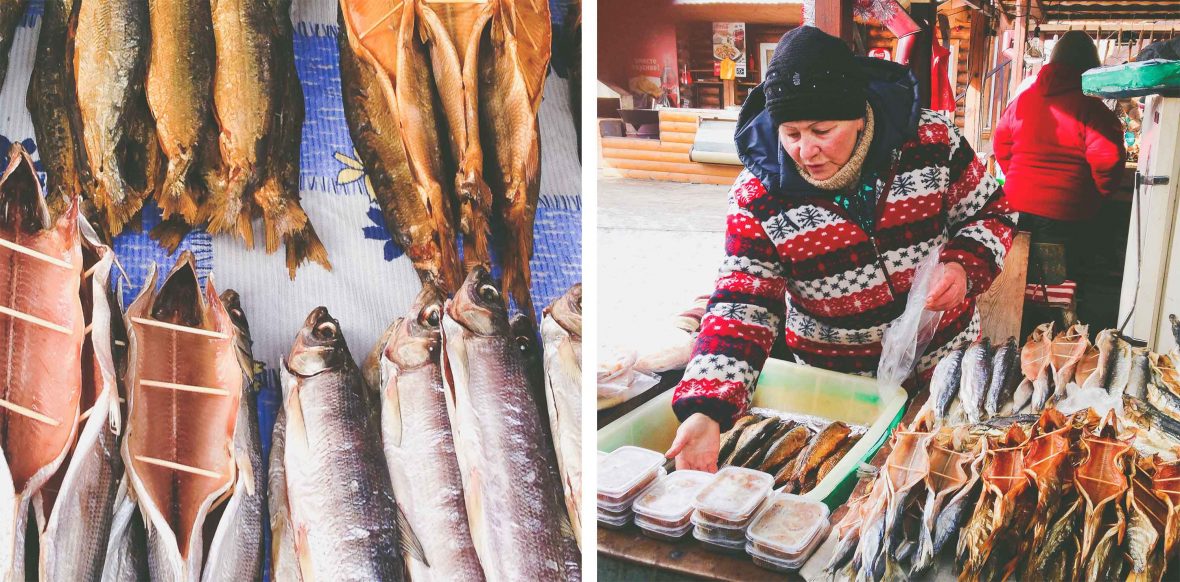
722,79,736,108
963,9,989,150
1009,0,1029,100
813,0,854,44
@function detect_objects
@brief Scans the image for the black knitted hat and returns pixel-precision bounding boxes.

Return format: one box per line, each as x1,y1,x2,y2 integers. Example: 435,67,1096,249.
764,26,867,125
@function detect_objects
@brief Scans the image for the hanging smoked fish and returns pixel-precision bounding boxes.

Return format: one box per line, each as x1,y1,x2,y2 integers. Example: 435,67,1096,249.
418,0,496,270
479,0,551,319
0,144,85,581
339,0,462,292
121,253,243,580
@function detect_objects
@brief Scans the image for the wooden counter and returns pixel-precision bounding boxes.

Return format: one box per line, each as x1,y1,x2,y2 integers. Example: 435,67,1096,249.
600,108,743,186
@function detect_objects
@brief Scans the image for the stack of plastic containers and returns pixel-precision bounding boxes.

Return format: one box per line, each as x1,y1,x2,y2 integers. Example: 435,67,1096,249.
690,467,774,552
632,470,713,541
597,446,666,529
745,493,831,571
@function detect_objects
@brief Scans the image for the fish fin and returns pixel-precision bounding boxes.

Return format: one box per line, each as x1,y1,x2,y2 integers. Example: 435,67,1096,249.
148,216,193,254
284,222,332,279
237,448,256,497
380,360,404,448
295,522,315,582
395,502,429,566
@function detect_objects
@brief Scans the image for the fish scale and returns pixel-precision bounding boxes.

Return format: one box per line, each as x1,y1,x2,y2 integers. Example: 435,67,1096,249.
929,347,964,421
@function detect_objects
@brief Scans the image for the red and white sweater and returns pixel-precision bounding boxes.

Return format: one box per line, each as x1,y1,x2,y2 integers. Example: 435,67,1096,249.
673,110,1017,430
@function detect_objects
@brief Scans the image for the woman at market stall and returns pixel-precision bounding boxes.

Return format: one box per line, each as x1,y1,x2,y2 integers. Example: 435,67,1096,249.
992,31,1126,324
667,26,1016,472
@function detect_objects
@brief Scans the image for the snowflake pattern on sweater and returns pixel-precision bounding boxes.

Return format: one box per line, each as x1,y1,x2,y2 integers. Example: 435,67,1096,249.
673,110,1016,431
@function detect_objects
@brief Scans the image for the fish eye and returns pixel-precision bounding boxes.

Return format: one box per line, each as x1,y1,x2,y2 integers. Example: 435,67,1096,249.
313,321,338,340
478,284,500,302
421,305,441,326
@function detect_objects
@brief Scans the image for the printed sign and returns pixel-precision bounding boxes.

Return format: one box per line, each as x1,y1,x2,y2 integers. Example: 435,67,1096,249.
712,22,747,78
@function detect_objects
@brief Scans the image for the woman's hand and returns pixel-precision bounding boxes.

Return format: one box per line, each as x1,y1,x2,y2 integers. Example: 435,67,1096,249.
665,413,722,472
925,262,968,311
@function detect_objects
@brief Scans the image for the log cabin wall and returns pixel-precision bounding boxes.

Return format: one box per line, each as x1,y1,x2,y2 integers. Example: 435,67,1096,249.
599,109,740,185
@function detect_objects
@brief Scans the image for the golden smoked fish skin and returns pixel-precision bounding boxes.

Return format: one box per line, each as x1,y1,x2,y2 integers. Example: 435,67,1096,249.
0,146,85,581
479,0,551,320
144,0,216,224
28,0,84,219
73,0,149,236
339,0,460,292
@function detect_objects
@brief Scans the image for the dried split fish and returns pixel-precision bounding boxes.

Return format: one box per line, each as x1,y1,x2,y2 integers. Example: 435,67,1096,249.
122,254,242,580
1021,322,1055,411
1050,323,1090,397
34,217,122,581
911,443,971,576
1075,411,1133,564
879,415,934,577
0,146,85,581
340,0,462,292
958,425,1028,579
480,0,552,318
1125,460,1168,581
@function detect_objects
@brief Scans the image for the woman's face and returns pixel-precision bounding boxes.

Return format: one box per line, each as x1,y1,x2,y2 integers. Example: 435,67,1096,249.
779,118,865,181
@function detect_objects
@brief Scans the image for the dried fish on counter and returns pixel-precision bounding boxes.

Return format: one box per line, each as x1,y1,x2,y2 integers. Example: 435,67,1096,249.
339,0,462,292
29,0,85,219
121,254,250,580
73,0,151,236
280,307,423,580
1021,322,1055,412
371,285,485,581
0,146,85,581
441,268,581,580
542,284,583,548
479,0,552,318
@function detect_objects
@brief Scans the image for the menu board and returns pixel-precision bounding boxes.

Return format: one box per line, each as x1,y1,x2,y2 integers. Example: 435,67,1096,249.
712,22,747,78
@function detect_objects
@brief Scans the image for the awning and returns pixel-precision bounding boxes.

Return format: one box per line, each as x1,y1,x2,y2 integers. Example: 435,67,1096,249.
671,0,806,23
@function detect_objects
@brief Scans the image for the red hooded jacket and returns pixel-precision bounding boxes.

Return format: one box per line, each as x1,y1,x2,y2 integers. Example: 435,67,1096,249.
993,63,1127,221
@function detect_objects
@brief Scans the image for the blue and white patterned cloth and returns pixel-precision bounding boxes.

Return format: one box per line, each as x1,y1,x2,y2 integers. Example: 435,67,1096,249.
2,2,579,574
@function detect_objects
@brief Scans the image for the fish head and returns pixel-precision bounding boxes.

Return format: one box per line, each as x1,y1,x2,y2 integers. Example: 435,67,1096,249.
288,306,351,377
386,283,445,369
150,252,210,328
446,266,510,337
0,144,56,235
545,283,582,339
219,290,251,339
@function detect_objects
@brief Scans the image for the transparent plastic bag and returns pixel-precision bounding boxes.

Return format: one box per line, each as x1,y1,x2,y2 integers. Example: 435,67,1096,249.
598,347,661,410
877,243,946,393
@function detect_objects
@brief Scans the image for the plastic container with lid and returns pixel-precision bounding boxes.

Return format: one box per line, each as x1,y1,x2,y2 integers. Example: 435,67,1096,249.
690,512,748,545
692,526,746,553
597,509,632,530
598,446,667,508
632,470,713,530
599,467,667,513
692,467,774,527
634,514,694,541
745,493,831,561
745,530,826,572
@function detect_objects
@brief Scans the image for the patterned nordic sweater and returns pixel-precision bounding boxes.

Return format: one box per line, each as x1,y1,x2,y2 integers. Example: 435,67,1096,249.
672,110,1017,431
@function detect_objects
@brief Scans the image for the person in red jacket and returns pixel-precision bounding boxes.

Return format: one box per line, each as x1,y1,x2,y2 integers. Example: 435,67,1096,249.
993,31,1126,282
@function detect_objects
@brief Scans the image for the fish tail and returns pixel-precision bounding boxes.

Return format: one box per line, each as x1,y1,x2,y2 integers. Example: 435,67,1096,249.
148,217,193,253
456,171,492,271
158,151,202,223
254,176,311,255
500,222,536,322
283,221,331,278
205,165,249,236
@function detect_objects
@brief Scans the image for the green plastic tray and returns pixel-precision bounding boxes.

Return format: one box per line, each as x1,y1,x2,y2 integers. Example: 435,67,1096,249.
1082,59,1180,99
597,358,908,510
